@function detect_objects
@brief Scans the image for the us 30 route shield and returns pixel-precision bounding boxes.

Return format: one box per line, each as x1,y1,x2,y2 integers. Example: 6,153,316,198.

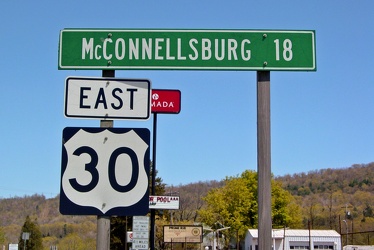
60,127,150,216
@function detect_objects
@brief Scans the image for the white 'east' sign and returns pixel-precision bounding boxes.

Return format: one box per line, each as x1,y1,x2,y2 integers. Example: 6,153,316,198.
64,77,151,120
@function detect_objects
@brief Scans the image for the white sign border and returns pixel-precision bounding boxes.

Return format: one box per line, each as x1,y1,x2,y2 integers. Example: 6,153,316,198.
64,76,151,120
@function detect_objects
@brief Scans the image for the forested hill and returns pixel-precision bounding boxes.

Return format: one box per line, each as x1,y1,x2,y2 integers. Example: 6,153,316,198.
0,163,373,245
275,162,374,235
275,162,374,196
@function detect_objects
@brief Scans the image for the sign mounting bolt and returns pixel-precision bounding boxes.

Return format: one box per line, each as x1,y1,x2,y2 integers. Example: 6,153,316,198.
108,33,112,38
263,34,267,38
263,61,268,66
107,61,112,65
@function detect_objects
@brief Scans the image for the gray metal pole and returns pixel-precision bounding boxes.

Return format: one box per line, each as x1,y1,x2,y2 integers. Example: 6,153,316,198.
150,113,158,250
257,71,272,250
97,70,115,250
97,215,111,249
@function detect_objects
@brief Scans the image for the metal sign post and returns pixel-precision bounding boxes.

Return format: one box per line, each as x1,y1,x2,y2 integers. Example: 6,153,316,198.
22,232,30,250
150,89,181,250
150,112,158,250
257,71,272,250
97,69,115,250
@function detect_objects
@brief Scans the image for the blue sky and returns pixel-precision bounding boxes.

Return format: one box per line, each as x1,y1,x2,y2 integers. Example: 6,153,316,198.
0,1,373,198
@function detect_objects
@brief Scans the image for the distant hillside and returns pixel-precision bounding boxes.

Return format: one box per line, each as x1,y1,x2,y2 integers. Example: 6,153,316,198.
0,195,96,245
0,164,373,246
275,163,374,196
275,163,374,244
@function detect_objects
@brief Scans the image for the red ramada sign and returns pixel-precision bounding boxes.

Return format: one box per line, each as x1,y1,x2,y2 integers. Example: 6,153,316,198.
151,89,181,114
149,195,179,210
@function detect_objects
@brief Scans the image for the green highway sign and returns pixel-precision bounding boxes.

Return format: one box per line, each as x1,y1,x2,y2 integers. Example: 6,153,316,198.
58,29,316,71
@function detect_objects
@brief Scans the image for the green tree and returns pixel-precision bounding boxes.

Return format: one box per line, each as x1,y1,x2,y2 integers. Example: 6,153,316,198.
57,233,83,250
149,161,167,195
363,204,373,217
199,171,258,246
199,170,302,246
42,235,58,250
110,216,131,250
272,180,302,228
0,226,6,246
18,215,43,250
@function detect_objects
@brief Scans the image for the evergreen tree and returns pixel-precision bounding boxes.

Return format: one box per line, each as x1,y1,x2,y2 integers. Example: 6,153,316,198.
110,163,165,249
18,215,43,250
110,216,132,250
363,204,373,217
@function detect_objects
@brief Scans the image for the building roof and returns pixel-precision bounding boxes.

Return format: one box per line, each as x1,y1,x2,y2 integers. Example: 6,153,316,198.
247,229,340,238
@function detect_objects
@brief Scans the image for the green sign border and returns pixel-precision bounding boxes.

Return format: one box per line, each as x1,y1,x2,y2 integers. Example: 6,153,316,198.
58,29,316,71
